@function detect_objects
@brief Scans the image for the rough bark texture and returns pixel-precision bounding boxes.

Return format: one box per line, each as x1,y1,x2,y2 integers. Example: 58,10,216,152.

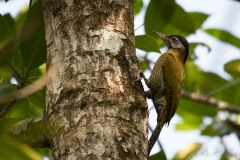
42,0,148,159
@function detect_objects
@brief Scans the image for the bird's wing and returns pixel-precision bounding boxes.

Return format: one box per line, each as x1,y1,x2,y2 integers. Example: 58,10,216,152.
162,53,183,124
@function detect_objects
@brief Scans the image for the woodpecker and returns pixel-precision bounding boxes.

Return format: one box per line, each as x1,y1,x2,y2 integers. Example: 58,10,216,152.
141,32,189,156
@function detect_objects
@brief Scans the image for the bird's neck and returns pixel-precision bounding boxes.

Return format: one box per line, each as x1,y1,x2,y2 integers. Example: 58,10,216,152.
169,48,188,64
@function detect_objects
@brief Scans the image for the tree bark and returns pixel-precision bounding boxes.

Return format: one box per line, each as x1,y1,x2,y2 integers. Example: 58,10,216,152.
42,0,148,159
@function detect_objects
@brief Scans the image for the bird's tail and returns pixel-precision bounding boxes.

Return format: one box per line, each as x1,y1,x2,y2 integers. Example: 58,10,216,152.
148,116,165,156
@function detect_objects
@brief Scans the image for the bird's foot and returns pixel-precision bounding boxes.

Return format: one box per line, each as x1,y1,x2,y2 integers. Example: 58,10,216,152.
140,71,151,88
144,90,151,98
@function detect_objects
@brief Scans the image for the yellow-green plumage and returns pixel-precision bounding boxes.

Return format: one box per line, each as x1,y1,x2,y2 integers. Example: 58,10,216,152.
150,50,185,124
144,32,189,156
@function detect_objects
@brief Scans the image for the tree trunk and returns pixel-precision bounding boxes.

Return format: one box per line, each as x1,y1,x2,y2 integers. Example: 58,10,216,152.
42,0,148,159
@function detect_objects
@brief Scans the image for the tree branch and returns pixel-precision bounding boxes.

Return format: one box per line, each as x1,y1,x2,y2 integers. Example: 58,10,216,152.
0,100,16,118
181,91,240,113
208,77,240,96
6,118,62,148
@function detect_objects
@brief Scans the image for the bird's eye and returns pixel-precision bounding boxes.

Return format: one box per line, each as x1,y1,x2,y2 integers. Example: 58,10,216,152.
171,36,177,41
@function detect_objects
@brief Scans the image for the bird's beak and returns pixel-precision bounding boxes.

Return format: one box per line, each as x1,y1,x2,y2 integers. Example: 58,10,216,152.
153,31,171,48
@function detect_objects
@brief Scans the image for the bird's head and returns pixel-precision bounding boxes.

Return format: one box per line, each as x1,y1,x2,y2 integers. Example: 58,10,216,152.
154,31,189,63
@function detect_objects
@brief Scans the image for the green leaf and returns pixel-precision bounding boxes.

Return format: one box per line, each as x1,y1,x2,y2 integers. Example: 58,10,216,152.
176,111,203,130
135,34,160,53
145,0,195,36
202,120,240,137
0,118,20,133
189,12,209,29
201,124,217,137
173,143,202,160
209,68,240,105
0,14,18,66
214,121,232,136
0,84,18,104
15,8,28,39
0,135,42,160
179,99,217,117
220,152,228,160
184,60,228,94
5,87,45,117
28,63,46,82
204,29,240,48
7,98,30,118
0,84,17,95
31,0,40,6
0,7,26,69
224,59,240,78
202,120,240,139
0,14,15,48
139,59,149,71
167,5,195,35
27,89,45,117
205,61,240,105
11,52,25,79
0,66,13,81
214,81,240,106
0,40,18,67
20,0,46,71
134,0,143,16
176,99,217,130
34,148,51,159
221,120,240,136
175,120,201,130
149,150,167,160
144,0,176,34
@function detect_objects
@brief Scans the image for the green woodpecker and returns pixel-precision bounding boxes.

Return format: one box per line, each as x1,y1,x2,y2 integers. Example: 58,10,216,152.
141,32,189,156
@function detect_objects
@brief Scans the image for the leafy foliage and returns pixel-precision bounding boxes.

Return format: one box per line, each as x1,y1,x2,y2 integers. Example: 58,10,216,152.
1,0,240,159
134,0,143,16
0,0,48,158
143,0,209,37
149,149,167,160
0,135,43,160
173,143,202,160
134,0,240,159
204,29,240,49
20,0,46,71
135,34,160,53
224,59,240,78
